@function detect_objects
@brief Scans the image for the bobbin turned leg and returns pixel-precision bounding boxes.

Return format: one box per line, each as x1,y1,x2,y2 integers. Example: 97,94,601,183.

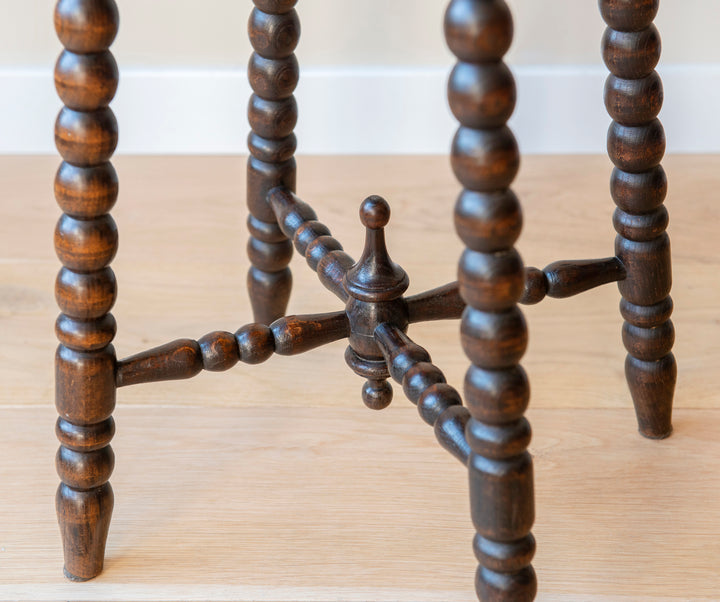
246,0,300,323
53,0,119,580
600,0,675,439
445,1,535,600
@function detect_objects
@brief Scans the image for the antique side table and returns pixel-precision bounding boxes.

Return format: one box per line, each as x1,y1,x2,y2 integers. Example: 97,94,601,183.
52,1,674,600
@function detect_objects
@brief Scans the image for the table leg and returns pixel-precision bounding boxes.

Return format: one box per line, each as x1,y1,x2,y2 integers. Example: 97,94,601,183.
247,0,300,323
601,0,676,438
53,0,120,580
445,1,536,599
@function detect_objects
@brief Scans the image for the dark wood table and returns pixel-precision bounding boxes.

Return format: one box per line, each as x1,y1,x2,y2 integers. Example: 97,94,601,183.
51,1,674,600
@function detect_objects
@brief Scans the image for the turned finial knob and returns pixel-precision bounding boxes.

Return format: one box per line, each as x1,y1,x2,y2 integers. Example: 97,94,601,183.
359,195,391,230
343,196,409,412
362,379,393,410
344,195,409,302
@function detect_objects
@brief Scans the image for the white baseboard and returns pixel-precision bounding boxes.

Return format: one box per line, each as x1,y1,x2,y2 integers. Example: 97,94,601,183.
1,64,717,154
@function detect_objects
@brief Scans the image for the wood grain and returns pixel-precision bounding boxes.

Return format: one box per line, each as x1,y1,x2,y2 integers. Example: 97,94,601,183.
601,0,675,440
0,154,719,599
246,0,300,324
53,0,121,579
1,405,719,600
446,2,535,597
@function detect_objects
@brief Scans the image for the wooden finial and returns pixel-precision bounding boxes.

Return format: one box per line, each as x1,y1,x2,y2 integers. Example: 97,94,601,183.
343,196,409,410
344,196,409,302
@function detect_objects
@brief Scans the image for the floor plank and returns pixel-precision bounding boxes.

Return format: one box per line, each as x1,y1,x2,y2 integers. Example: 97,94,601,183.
1,405,719,601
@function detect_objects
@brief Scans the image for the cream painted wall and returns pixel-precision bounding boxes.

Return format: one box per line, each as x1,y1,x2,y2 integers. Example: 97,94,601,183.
2,2,718,154
2,1,718,68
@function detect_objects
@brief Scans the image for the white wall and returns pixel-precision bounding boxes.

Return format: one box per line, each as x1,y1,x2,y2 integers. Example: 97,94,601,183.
1,1,718,154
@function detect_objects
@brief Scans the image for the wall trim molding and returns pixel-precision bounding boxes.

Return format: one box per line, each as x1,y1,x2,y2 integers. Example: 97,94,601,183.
2,64,716,154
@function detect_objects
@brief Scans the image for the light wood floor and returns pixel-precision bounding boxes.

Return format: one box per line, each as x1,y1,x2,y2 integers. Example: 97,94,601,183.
1,155,718,601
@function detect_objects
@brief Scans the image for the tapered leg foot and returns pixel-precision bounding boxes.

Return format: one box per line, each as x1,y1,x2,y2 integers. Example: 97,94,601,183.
247,266,292,325
57,482,114,581
620,298,676,439
626,353,676,439
63,567,92,582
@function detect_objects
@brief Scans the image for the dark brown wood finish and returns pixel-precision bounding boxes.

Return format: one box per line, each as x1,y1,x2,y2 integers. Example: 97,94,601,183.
246,0,300,324
374,323,471,463
343,197,410,410
405,282,466,323
112,190,482,401
53,0,119,581
601,0,676,439
406,257,628,318
52,0,678,598
520,257,626,304
115,311,350,387
268,187,355,301
445,1,536,600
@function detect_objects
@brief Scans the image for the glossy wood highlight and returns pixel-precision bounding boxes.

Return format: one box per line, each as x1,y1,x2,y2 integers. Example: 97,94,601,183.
405,282,466,323
375,323,470,463
246,0,300,324
115,311,350,387
268,187,354,301
445,1,536,599
53,0,119,582
520,257,626,305
343,196,410,410
601,0,676,439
